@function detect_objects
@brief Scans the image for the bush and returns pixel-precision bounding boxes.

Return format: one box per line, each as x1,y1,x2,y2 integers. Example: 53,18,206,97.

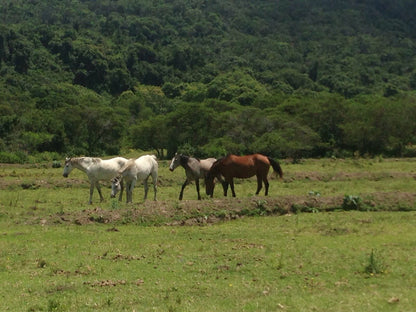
0,151,27,164
342,195,362,211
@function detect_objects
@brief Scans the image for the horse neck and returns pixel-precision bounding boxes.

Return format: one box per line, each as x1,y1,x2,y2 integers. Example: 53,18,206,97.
211,160,223,175
179,155,190,168
71,157,94,173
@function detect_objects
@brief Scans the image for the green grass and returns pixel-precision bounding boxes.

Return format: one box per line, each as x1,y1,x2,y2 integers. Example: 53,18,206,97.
0,157,416,311
1,213,415,311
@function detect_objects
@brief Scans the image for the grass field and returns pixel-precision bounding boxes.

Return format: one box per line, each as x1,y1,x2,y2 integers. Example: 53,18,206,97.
1,157,416,311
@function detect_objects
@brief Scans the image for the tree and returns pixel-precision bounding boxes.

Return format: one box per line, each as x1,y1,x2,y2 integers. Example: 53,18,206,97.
129,115,169,159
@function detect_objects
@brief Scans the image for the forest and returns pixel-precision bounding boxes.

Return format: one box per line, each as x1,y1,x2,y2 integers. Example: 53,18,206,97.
1,0,416,162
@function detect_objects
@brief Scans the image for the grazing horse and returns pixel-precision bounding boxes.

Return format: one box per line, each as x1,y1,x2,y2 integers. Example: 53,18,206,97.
169,153,225,200
111,155,158,203
63,156,128,204
206,154,283,197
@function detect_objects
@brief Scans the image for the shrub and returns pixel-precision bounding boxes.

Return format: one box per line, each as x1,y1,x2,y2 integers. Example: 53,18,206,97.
0,151,27,163
342,195,362,211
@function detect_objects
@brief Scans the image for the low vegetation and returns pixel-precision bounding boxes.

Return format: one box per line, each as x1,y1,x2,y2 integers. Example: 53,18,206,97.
1,157,415,311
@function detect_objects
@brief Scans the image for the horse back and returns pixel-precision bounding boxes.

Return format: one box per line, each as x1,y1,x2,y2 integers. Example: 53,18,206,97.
133,155,158,178
221,154,270,179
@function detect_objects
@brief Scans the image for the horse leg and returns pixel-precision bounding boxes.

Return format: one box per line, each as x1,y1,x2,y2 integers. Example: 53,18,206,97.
118,179,124,202
89,183,94,204
256,175,263,195
126,180,134,203
143,177,149,200
179,179,189,200
218,175,227,197
263,177,269,196
230,179,236,197
195,179,201,200
152,173,157,201
127,184,132,203
130,179,137,202
96,182,104,202
223,181,229,197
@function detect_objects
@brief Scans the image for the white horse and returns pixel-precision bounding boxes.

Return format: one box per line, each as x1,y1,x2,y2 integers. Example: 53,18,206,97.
63,156,128,204
111,155,158,203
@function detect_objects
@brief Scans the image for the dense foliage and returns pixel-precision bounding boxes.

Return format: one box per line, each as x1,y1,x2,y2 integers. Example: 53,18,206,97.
1,0,416,162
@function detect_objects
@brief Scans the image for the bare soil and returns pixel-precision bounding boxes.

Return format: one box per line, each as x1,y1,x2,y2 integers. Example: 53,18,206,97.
40,191,416,227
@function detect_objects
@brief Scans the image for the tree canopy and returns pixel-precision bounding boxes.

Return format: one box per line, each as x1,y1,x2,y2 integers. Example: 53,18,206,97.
1,0,416,162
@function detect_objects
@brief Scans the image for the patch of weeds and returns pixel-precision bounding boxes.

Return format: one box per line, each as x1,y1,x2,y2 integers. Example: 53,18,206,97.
106,297,113,307
396,204,416,212
364,249,386,276
306,207,320,213
28,305,44,312
174,201,182,211
291,204,302,214
254,199,268,215
291,204,319,214
342,195,362,211
121,209,133,224
47,298,62,311
89,214,107,223
215,210,228,219
241,200,269,217
273,205,288,215
52,160,61,168
276,253,284,270
110,199,119,210
57,205,64,215
37,259,47,268
308,191,321,197
21,182,40,190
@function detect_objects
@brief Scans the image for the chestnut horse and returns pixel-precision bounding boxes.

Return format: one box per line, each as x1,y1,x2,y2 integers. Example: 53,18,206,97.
205,154,283,197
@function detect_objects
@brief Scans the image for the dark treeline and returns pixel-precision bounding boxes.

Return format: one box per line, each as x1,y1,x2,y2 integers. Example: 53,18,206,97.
1,0,416,162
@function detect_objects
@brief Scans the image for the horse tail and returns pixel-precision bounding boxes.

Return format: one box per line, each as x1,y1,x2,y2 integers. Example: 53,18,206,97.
118,158,134,175
267,157,283,178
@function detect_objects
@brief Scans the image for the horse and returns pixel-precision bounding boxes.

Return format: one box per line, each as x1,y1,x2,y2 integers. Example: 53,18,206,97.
63,156,128,204
169,153,225,200
205,154,283,197
111,155,158,203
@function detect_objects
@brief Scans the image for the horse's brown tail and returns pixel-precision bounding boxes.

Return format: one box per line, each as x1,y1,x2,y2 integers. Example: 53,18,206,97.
267,157,283,178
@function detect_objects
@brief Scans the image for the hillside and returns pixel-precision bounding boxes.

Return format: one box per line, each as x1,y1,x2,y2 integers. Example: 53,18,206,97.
1,0,416,161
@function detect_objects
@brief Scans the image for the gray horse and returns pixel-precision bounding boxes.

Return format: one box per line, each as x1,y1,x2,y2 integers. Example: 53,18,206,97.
169,153,224,200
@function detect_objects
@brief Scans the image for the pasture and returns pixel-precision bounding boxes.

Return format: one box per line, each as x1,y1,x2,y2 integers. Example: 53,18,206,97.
1,157,416,311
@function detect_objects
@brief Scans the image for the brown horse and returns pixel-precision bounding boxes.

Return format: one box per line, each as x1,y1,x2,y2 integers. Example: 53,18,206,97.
205,154,283,197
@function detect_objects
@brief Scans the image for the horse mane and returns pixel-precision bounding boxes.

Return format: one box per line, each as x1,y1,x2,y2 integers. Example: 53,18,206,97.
179,154,189,166
91,157,101,164
208,157,224,176
68,156,101,165
68,157,83,165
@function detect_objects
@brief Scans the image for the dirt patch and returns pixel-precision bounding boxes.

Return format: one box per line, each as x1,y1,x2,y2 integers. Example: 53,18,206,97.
38,192,416,226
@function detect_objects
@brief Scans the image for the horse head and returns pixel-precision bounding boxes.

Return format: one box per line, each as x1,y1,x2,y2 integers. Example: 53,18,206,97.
110,176,122,198
169,153,182,171
62,157,73,177
205,171,216,196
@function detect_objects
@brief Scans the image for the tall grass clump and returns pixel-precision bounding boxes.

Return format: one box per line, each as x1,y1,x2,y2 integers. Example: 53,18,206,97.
364,249,386,276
